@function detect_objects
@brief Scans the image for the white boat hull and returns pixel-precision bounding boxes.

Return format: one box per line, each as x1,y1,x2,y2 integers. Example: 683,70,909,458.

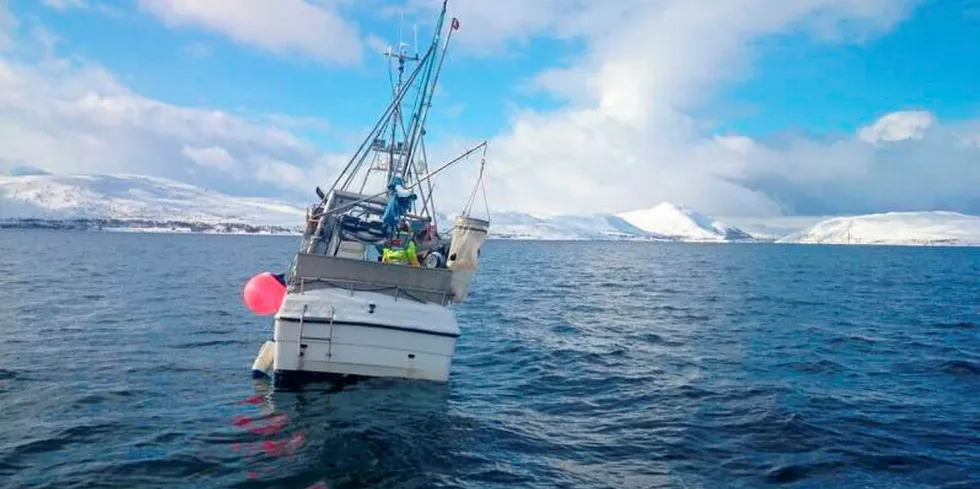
266,285,460,385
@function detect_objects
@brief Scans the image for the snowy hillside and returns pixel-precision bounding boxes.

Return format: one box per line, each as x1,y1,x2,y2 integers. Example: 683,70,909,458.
618,202,754,242
1,172,760,242
777,211,980,246
0,173,307,234
444,212,668,241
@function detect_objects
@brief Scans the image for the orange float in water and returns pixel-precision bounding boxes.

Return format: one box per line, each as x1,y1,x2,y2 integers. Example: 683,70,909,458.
243,272,286,315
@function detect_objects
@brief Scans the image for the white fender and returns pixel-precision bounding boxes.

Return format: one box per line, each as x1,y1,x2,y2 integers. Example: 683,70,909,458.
251,340,276,379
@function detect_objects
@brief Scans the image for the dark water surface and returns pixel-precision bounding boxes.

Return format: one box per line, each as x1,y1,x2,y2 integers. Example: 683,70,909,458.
1,230,979,488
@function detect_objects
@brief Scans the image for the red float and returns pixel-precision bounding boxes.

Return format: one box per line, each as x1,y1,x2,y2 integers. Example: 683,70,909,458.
243,272,286,315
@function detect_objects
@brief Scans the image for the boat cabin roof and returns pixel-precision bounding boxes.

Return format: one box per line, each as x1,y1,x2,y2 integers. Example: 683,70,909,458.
326,189,432,226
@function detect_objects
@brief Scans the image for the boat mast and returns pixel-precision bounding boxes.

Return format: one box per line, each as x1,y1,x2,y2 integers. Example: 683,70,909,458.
327,46,433,194
326,1,455,208
358,22,419,195
403,2,458,228
314,0,464,240
393,0,455,223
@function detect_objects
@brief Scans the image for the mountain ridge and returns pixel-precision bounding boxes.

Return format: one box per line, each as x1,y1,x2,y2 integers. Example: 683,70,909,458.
17,172,979,247
0,172,757,241
777,211,980,246
618,202,755,241
0,173,307,234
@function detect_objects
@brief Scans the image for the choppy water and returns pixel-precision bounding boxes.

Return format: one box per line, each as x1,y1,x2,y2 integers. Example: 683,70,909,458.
1,230,979,488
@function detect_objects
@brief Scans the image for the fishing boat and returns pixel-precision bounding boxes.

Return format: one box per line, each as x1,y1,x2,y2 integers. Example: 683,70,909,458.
247,0,491,387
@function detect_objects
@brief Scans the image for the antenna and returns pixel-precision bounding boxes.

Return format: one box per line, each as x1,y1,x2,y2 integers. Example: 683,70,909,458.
367,4,424,191
328,0,453,200
399,8,404,51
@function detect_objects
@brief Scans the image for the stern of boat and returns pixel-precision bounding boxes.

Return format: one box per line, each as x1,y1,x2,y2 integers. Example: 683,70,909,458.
253,252,461,386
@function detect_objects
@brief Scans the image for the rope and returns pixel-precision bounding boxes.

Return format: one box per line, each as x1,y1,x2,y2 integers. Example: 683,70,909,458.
480,163,491,220
461,143,490,219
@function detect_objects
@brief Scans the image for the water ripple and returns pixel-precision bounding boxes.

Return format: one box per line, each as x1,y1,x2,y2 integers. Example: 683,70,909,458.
1,232,979,488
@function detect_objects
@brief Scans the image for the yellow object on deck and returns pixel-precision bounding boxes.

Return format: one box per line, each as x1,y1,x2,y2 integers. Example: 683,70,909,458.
382,232,420,266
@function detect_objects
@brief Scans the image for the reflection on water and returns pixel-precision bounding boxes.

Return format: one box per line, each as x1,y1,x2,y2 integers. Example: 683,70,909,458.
225,378,454,488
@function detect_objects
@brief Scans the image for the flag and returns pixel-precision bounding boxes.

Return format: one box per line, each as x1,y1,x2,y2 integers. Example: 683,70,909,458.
451,17,460,30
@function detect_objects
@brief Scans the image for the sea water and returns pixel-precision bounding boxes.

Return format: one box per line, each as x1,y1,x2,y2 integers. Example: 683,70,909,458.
0,229,978,488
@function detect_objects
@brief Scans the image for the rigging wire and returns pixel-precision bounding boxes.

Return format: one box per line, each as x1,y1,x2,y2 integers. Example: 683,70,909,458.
461,143,490,220
401,12,456,179
319,0,481,238
324,140,488,218
330,40,435,193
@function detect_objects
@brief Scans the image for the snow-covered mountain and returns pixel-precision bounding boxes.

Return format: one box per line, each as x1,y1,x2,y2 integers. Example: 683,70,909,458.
618,202,754,242
714,215,830,241
777,211,980,246
0,173,307,234
451,212,669,241
435,204,754,242
0,172,756,242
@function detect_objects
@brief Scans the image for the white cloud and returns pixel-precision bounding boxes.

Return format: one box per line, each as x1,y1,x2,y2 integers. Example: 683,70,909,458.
406,0,980,219
0,50,343,201
697,113,980,216
962,131,980,150
402,0,578,56
251,155,309,190
4,0,978,222
857,110,935,144
466,102,980,218
137,0,363,65
181,145,238,173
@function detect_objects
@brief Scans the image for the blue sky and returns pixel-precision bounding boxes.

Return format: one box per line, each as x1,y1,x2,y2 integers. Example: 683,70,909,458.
1,0,979,217
16,0,977,140
715,0,980,137
8,0,570,148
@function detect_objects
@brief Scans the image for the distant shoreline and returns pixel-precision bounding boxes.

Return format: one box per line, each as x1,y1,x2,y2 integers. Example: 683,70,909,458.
0,218,762,242
5,218,980,247
0,218,302,236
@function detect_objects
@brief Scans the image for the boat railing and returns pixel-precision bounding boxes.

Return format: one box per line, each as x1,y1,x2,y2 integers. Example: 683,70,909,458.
291,252,453,305
294,276,448,305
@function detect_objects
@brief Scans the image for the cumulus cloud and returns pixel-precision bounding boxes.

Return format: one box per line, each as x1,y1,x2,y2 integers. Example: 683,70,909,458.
0,3,446,209
0,49,345,201
181,145,238,173
137,0,363,65
400,0,580,56
3,0,980,221
704,114,980,216
857,110,936,144
476,103,980,217
407,0,980,218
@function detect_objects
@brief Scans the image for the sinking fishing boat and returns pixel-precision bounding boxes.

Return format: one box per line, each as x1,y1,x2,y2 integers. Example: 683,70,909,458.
247,0,490,387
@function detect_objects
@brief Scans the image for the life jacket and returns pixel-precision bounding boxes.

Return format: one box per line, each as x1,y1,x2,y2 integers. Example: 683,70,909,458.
383,232,417,264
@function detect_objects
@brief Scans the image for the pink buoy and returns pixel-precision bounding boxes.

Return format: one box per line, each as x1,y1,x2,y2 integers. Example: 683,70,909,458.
243,272,286,315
